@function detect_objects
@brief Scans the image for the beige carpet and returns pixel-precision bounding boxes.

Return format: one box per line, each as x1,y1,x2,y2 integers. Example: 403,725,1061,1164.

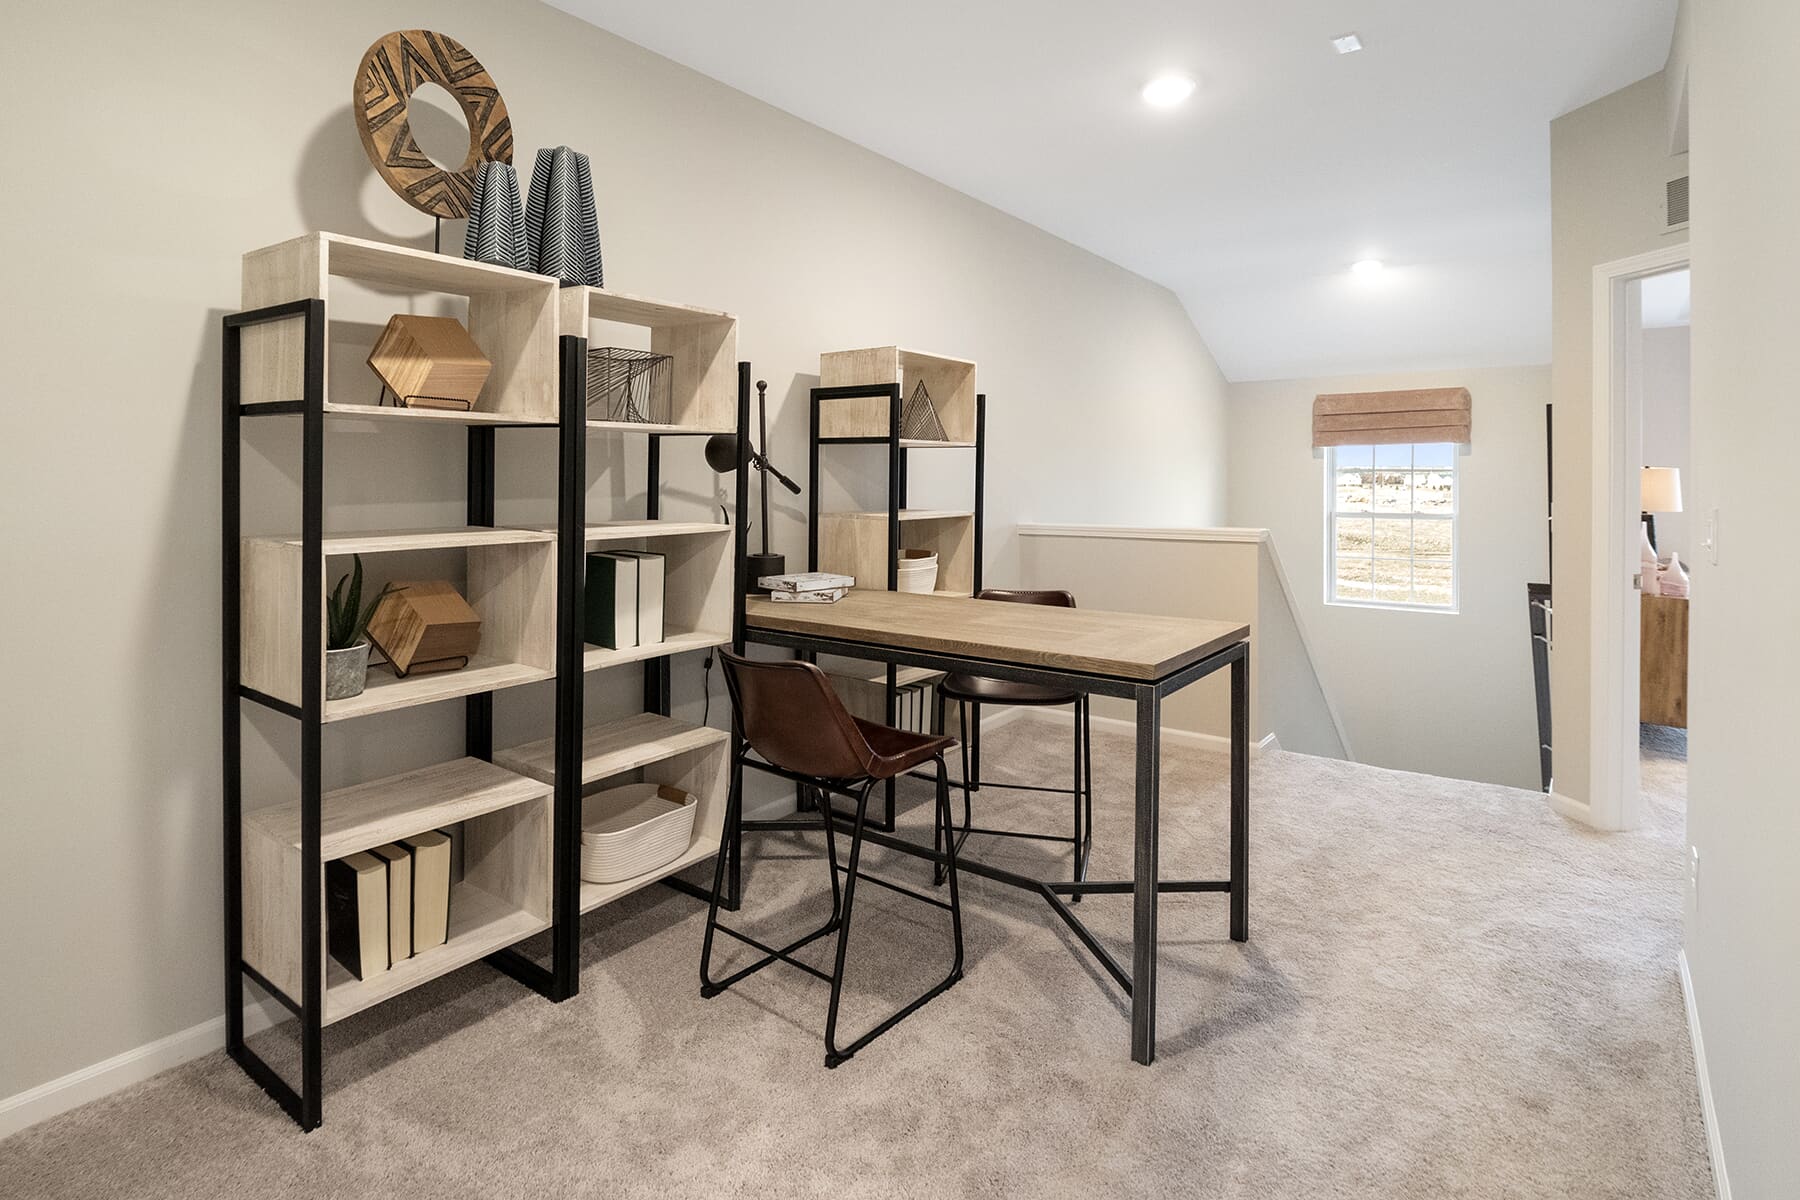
2,720,1712,1199
1641,723,1688,826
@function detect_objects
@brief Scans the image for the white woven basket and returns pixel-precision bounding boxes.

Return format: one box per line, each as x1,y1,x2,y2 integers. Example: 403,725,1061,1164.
895,549,938,594
580,783,698,884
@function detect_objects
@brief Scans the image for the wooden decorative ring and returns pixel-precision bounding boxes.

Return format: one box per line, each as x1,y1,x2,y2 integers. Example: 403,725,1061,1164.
353,30,513,220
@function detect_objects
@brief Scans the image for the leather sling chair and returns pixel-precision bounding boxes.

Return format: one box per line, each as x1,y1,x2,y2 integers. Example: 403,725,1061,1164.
701,651,964,1067
933,589,1093,896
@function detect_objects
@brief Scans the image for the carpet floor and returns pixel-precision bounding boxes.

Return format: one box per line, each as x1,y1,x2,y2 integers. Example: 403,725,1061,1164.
1641,723,1688,824
2,719,1712,1199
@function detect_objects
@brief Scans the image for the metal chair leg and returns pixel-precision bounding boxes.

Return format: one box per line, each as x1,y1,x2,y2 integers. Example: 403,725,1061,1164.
1070,697,1084,904
938,753,965,975
816,785,843,923
1080,697,1094,879
701,768,844,999
823,763,963,1068
936,698,975,887
969,700,982,790
823,779,877,1066
698,763,744,996
932,692,946,885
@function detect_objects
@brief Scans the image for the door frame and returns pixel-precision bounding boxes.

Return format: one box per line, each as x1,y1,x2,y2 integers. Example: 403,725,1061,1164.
1584,243,1689,831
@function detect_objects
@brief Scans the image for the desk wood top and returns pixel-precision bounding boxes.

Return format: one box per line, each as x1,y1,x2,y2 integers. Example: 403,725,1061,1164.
745,590,1248,682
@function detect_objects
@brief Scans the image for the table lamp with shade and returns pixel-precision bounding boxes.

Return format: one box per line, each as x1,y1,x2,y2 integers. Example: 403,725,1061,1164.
1640,466,1683,556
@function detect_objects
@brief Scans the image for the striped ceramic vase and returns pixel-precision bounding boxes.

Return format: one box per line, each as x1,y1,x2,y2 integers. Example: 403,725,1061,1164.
462,161,528,271
525,146,604,287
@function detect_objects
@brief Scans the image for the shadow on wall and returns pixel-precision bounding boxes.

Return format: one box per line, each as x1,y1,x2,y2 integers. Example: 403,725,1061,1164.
296,101,471,258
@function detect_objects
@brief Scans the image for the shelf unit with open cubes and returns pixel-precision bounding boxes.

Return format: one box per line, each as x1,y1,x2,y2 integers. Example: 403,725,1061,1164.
225,233,751,1132
223,240,578,1133
492,291,750,925
802,346,987,831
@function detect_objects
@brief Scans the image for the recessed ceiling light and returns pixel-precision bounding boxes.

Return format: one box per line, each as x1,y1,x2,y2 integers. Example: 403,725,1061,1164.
1351,258,1385,277
1332,33,1364,54
1141,74,1197,109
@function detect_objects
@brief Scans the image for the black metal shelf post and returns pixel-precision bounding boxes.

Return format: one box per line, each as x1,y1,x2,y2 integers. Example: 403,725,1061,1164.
221,299,325,1131
804,385,988,831
474,335,587,1003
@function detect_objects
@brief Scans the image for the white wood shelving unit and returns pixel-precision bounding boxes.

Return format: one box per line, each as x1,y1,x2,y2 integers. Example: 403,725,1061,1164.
224,231,749,1131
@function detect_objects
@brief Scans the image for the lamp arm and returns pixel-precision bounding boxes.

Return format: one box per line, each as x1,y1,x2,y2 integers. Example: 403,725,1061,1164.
750,450,803,495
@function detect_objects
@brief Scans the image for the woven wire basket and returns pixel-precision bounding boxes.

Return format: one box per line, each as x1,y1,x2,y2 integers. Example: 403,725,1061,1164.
587,347,673,424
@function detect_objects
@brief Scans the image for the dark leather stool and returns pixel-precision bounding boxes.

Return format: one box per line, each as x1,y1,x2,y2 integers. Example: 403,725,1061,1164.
935,589,1093,895
701,651,964,1067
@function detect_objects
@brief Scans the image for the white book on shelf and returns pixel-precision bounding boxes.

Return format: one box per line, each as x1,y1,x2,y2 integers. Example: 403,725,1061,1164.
769,587,848,604
615,550,665,644
761,571,854,593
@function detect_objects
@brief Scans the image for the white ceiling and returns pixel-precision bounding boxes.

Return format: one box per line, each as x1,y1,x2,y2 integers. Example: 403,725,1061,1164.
551,0,1679,381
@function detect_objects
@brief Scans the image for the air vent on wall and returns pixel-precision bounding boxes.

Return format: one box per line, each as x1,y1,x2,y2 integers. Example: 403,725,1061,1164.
1665,174,1690,232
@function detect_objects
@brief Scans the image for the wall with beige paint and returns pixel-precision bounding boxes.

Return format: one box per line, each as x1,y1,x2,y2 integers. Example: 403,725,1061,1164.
1684,0,1800,1192
0,0,1229,1106
1547,70,1687,806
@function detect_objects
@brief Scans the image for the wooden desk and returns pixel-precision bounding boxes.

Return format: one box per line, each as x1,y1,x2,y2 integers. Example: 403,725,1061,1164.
741,589,1252,1065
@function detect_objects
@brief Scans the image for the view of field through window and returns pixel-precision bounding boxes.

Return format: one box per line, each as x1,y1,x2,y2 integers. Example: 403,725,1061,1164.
1328,443,1455,608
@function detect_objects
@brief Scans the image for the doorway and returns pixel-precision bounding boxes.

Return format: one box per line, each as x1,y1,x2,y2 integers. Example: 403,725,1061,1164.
1587,245,1690,831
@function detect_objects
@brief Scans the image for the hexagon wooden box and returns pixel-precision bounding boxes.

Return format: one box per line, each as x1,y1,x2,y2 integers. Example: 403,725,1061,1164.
367,315,492,410
366,579,483,676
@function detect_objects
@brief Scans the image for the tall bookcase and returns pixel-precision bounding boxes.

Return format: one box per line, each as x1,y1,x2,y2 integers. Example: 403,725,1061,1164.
223,232,748,1131
805,345,987,828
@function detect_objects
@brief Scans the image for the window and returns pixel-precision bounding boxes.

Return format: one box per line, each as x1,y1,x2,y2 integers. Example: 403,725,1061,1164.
1326,443,1457,610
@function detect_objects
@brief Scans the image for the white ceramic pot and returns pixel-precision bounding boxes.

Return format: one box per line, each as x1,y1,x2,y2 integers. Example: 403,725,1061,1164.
326,641,372,700
895,549,938,594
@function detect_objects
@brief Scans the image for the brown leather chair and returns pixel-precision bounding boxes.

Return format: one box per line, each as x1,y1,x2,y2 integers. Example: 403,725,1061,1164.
701,651,964,1067
935,589,1093,894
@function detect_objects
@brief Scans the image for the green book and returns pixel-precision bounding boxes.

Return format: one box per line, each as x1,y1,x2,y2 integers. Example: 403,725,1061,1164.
584,551,638,649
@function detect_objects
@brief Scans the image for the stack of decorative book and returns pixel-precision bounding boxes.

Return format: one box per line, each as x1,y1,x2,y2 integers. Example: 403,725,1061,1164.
586,551,666,648
326,833,452,980
761,572,854,603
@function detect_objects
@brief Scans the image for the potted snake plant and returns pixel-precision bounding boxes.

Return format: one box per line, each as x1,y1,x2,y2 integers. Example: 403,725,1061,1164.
326,556,393,700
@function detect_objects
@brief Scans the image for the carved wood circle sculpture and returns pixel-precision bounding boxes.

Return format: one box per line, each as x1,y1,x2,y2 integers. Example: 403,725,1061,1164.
354,30,513,220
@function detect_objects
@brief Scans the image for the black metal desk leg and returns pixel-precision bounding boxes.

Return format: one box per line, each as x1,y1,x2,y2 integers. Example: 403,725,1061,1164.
1131,684,1161,1065
1230,648,1249,943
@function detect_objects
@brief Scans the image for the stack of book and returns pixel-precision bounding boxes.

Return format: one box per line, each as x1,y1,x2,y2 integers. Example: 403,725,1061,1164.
761,572,854,603
326,831,452,980
585,550,666,649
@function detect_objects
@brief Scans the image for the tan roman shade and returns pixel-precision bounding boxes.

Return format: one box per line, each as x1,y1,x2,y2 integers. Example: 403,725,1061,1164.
1312,387,1472,447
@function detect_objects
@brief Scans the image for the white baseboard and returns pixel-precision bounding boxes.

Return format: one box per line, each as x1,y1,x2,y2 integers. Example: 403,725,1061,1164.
1679,950,1732,1200
0,997,285,1142
1548,790,1593,826
1012,707,1279,755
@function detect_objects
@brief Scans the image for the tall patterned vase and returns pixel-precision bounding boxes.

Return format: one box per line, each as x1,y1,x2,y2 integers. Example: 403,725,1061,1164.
462,161,528,270
525,146,604,287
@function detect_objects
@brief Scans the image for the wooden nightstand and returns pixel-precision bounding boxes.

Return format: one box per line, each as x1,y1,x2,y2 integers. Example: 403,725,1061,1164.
1641,593,1689,728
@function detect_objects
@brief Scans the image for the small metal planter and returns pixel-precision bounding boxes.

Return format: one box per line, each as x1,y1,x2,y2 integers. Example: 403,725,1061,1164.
325,641,372,700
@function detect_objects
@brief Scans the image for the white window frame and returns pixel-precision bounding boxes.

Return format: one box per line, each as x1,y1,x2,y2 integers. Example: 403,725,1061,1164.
1322,443,1460,614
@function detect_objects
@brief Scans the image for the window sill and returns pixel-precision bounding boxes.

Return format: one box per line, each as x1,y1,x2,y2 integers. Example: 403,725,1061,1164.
1325,598,1460,616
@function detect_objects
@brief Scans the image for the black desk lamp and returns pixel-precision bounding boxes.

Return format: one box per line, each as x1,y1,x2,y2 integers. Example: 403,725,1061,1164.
706,380,800,593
